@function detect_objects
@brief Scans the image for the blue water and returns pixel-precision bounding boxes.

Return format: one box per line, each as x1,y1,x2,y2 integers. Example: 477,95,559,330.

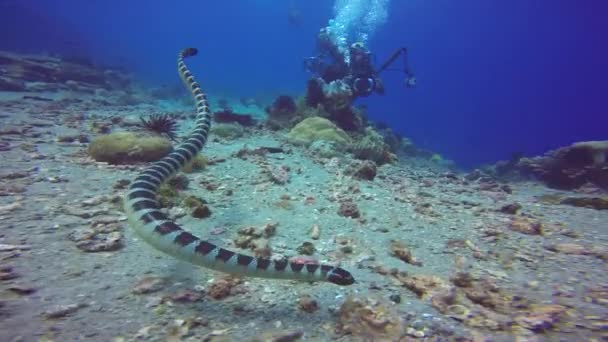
2,0,606,168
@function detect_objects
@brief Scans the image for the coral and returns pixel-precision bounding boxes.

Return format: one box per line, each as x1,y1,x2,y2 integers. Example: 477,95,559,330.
286,117,350,147
430,153,443,163
296,242,316,255
233,224,277,256
157,183,180,208
347,160,377,180
87,132,172,165
305,78,325,107
559,196,608,210
303,78,365,131
266,95,298,129
191,205,212,218
0,51,131,92
182,154,208,173
393,273,447,299
308,140,341,159
348,127,395,165
210,123,244,139
570,140,608,164
167,174,190,190
331,107,364,131
207,276,244,300
377,127,401,152
213,110,254,126
389,240,422,266
68,224,123,253
508,140,608,190
322,79,353,112
336,296,403,340
182,195,212,218
139,113,179,141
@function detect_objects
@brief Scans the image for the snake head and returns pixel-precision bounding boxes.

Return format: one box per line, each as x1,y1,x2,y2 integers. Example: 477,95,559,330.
327,267,355,285
182,47,198,57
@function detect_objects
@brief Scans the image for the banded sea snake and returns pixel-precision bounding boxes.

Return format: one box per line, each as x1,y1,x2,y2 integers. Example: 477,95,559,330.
124,48,354,286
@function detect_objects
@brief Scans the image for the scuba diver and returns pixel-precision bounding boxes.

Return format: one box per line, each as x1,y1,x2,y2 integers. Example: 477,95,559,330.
345,42,385,97
303,29,416,100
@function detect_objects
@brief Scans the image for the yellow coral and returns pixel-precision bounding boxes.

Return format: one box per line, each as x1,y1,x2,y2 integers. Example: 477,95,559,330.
182,154,207,173
286,116,350,146
87,131,172,164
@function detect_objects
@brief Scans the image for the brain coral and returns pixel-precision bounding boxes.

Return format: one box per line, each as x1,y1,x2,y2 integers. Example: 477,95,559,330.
286,116,350,147
88,131,172,164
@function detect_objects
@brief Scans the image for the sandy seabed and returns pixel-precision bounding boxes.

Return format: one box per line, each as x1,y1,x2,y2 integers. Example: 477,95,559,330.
0,95,607,342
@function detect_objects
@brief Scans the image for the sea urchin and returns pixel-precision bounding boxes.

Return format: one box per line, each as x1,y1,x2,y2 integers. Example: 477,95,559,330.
139,113,178,141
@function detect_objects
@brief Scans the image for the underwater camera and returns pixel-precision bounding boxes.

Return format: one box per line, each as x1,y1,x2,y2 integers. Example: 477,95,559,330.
352,77,375,96
377,47,416,89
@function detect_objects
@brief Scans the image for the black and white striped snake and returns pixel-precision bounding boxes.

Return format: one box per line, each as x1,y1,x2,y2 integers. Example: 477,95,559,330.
124,48,354,286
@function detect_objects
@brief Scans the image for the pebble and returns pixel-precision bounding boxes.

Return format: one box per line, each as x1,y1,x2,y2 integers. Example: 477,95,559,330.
43,303,87,319
389,293,401,303
310,224,320,240
0,243,31,251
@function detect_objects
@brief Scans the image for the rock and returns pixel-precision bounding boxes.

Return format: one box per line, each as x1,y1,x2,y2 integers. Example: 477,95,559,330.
265,95,297,129
389,294,401,303
513,304,566,332
390,240,422,266
207,276,243,299
308,140,340,159
349,127,395,165
509,217,544,235
349,160,378,180
250,329,304,342
394,273,446,298
262,223,278,238
0,265,18,280
191,204,212,218
267,165,290,185
560,197,608,210
0,244,31,251
169,289,203,303
70,229,123,252
296,242,316,256
43,303,87,319
210,123,245,139
0,51,131,91
516,140,608,190
213,110,254,126
499,202,522,214
338,200,360,218
0,75,26,91
310,224,320,240
297,295,319,313
133,277,166,294
545,243,590,255
57,134,89,143
8,285,36,295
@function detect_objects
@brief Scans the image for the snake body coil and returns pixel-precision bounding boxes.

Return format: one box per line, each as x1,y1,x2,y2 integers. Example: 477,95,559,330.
124,48,354,286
